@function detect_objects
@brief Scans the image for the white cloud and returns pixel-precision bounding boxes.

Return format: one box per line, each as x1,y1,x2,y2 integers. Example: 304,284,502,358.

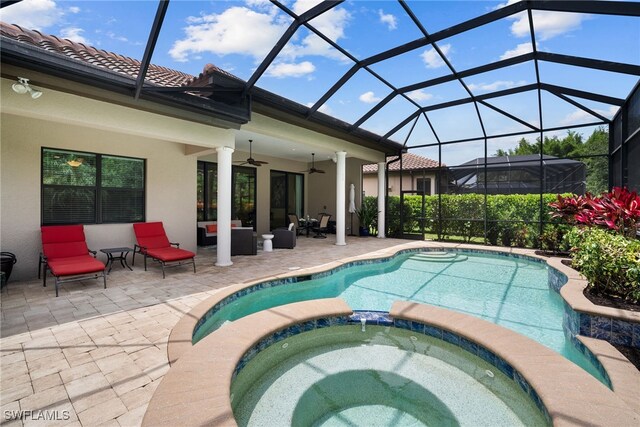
407,89,433,102
0,0,63,30
306,102,332,115
359,91,381,104
105,31,128,42
560,106,618,125
286,0,350,60
245,0,273,8
170,6,287,62
493,0,521,10
317,104,332,115
467,80,527,92
265,61,315,78
68,6,80,14
509,10,587,41
378,9,397,30
421,43,451,69
500,42,533,60
171,1,350,65
60,27,87,44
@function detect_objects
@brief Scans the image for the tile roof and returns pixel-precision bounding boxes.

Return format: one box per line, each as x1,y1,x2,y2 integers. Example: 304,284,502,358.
363,152,442,173
0,22,238,87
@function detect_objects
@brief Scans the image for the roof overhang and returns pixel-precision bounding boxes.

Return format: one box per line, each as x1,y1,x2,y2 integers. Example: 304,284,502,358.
251,86,404,156
1,36,250,128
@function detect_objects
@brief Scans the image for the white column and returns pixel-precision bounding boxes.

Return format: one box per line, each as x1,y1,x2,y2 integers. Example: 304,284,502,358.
215,146,234,266
377,161,386,238
335,151,347,246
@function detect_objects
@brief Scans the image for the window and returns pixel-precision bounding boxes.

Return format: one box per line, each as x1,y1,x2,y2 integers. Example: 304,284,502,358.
416,178,431,195
197,161,257,229
42,148,145,224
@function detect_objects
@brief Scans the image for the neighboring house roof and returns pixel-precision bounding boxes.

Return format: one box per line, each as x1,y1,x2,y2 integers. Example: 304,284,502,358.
363,152,442,174
459,154,584,168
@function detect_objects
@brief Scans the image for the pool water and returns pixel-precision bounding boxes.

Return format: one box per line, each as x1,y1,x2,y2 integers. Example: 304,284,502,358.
195,251,606,383
231,326,549,427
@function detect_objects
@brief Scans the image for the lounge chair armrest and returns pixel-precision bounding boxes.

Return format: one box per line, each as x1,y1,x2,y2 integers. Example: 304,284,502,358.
170,242,180,248
40,253,48,262
134,244,148,253
88,249,97,257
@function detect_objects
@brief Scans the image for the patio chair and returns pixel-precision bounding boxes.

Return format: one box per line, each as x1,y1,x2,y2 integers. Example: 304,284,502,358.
312,214,331,239
132,222,196,278
288,214,304,236
40,225,106,297
272,228,296,249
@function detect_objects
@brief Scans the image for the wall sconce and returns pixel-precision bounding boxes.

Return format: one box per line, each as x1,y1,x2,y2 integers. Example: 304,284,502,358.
12,77,43,99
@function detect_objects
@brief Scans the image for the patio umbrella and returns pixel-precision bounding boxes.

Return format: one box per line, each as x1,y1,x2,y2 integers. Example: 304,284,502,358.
348,184,356,236
349,184,356,213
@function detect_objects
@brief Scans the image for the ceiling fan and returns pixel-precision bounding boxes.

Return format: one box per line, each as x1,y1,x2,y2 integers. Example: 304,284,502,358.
302,153,325,174
236,140,268,167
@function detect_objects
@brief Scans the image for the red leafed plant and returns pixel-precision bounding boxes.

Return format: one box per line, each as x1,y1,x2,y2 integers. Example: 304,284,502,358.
548,193,594,224
586,187,640,233
550,187,640,236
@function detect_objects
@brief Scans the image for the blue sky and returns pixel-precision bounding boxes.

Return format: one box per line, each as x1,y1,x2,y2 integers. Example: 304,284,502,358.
2,0,639,164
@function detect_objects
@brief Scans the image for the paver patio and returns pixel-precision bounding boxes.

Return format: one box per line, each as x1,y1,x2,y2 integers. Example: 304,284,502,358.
1,236,409,426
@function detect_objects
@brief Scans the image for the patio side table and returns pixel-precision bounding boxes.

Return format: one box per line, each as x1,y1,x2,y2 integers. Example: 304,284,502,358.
100,247,134,274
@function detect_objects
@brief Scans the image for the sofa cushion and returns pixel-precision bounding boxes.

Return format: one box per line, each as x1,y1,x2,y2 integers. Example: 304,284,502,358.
206,224,217,233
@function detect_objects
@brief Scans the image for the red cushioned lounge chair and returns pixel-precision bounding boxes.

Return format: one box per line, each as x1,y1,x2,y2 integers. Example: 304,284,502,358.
41,225,106,297
132,222,196,278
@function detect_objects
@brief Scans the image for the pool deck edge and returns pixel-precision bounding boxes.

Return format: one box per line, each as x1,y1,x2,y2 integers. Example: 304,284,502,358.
577,335,640,414
390,301,640,427
164,240,640,421
144,299,353,427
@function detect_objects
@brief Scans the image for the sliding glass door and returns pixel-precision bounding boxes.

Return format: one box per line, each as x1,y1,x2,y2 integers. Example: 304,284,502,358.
197,161,256,229
197,162,217,221
270,170,304,229
232,166,256,228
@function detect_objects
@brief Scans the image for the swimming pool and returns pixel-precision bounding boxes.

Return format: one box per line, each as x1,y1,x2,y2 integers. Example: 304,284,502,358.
193,249,607,383
231,325,549,427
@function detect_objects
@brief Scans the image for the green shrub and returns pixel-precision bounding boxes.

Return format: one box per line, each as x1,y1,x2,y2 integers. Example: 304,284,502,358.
385,196,415,238
377,193,558,248
565,227,640,303
358,197,380,236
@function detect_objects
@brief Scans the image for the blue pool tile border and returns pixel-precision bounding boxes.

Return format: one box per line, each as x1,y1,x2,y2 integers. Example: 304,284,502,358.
550,267,639,350
232,312,552,426
195,246,637,366
193,247,549,340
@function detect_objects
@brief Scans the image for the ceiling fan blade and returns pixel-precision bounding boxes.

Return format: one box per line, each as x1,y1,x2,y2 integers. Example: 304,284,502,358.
316,169,326,174
254,160,269,165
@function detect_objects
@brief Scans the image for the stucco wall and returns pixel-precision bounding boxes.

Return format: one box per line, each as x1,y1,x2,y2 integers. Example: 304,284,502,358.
364,171,437,197
307,157,367,234
1,113,200,280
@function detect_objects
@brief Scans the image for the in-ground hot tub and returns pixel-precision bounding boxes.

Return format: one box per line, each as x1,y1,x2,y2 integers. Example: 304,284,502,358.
145,299,640,427
232,324,549,427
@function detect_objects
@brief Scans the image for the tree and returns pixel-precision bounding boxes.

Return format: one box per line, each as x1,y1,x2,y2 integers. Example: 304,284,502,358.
492,128,609,194
493,131,583,158
580,128,609,194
